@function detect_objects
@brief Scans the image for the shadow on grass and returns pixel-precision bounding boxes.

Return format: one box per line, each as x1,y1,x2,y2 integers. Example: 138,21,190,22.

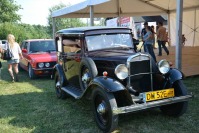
0,91,101,133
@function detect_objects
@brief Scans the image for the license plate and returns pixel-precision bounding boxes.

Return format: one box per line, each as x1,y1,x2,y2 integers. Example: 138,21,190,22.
144,88,175,102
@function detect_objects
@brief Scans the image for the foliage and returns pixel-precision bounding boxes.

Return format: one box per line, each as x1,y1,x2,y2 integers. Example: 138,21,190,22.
0,60,198,133
47,3,86,37
0,0,21,23
0,23,51,43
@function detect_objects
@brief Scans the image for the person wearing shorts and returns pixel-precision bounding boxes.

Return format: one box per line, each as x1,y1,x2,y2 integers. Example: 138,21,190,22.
4,34,23,82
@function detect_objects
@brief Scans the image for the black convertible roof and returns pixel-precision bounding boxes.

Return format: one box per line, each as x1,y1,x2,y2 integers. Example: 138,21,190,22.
56,26,131,35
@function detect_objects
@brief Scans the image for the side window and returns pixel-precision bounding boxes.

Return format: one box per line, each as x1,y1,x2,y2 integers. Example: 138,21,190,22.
24,42,28,50
62,38,81,54
21,41,28,49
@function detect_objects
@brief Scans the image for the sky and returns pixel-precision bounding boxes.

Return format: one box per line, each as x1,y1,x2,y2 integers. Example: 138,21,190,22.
15,0,85,26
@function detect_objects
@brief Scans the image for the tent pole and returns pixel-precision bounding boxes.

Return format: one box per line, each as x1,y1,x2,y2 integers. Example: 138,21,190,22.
175,0,183,70
117,0,121,26
167,12,171,47
90,5,94,26
193,8,196,46
52,17,56,38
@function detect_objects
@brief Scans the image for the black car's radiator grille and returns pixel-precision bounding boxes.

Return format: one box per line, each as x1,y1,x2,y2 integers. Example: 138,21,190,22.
130,60,150,75
127,54,152,93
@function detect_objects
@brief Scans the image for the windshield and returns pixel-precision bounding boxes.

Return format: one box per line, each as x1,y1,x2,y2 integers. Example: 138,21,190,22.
29,40,55,53
85,34,133,51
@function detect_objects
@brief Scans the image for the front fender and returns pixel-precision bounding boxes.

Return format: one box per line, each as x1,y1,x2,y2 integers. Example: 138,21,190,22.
168,68,184,85
88,76,126,92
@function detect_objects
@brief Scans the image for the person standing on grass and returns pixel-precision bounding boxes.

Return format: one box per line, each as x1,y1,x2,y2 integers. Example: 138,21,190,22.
143,26,157,62
0,34,23,82
157,22,169,56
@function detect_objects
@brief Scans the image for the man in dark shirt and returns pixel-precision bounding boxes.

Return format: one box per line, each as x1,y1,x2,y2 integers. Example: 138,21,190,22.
141,22,148,52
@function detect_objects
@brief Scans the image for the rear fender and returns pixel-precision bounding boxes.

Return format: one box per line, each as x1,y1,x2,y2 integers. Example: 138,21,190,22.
54,64,68,86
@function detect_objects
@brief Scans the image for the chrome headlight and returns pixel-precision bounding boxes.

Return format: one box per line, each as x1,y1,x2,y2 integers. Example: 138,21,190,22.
38,63,44,68
115,64,128,80
158,59,170,74
45,62,50,67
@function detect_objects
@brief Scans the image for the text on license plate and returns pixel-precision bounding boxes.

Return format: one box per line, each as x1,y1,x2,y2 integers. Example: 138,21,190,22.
144,88,175,102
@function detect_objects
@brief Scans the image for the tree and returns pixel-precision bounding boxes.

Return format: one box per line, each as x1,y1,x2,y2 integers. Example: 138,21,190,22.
47,3,86,37
0,0,22,23
0,23,51,43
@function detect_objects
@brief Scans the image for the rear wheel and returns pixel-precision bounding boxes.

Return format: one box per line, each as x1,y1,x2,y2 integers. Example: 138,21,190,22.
79,58,97,91
55,72,68,99
160,80,188,117
92,87,118,132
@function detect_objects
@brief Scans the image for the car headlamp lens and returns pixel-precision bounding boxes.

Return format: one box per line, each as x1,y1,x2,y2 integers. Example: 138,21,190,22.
158,60,170,74
45,62,50,67
115,64,128,80
38,63,44,68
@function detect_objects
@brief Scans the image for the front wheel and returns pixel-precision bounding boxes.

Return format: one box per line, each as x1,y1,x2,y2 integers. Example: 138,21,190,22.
28,65,36,79
92,87,118,132
160,80,188,117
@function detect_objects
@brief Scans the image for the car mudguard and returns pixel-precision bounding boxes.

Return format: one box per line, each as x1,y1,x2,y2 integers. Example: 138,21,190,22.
88,76,126,92
84,76,133,105
168,68,185,85
53,64,68,86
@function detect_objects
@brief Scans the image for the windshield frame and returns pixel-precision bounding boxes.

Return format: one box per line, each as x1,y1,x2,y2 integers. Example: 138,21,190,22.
85,33,134,52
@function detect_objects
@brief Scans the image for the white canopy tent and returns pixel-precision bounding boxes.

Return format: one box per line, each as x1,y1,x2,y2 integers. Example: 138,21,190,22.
52,0,199,69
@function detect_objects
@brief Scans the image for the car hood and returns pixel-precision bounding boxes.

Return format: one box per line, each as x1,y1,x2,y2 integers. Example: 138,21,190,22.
28,52,57,62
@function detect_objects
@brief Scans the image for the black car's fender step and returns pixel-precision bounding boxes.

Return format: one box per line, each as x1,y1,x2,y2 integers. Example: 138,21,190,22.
61,85,83,99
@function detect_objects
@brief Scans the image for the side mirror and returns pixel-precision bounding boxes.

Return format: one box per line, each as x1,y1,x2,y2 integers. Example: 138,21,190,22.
22,49,27,53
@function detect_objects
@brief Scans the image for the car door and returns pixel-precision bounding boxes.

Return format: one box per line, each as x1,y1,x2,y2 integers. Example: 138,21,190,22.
63,44,81,88
20,41,29,70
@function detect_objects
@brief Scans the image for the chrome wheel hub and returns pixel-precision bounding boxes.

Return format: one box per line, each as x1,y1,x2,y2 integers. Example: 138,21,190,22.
82,72,90,83
97,103,106,114
56,81,60,88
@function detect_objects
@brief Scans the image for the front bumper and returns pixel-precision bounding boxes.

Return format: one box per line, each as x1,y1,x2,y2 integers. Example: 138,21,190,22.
33,68,53,75
112,94,193,115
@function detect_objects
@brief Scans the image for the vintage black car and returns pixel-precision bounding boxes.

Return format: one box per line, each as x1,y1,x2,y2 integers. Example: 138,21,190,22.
53,27,192,132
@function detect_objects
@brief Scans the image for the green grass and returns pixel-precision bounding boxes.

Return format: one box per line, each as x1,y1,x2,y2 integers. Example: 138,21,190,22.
0,61,198,133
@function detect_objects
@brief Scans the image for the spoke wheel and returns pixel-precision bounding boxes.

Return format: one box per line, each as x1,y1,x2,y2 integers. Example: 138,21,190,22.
81,67,91,89
79,58,98,91
92,87,118,132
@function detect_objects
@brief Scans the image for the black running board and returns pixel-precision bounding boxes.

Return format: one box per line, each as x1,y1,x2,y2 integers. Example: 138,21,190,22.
61,85,82,99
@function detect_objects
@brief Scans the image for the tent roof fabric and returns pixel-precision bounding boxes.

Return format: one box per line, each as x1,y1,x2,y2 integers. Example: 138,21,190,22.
52,0,199,18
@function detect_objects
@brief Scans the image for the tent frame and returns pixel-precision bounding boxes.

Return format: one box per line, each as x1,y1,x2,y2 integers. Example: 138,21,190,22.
52,0,185,70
